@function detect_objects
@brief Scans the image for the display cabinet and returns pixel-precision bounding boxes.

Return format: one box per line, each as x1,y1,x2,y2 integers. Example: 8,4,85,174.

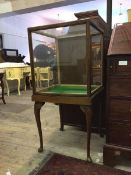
28,17,104,162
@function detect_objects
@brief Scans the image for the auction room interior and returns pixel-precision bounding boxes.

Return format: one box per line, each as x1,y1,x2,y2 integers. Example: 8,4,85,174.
0,0,131,175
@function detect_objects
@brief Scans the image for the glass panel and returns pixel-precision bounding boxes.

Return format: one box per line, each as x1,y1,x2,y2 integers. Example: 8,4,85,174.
91,27,103,88
32,24,89,95
32,32,56,90
36,25,86,38
58,27,86,85
90,25,100,35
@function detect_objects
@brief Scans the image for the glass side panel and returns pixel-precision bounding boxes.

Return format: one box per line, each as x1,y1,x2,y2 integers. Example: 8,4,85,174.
32,32,57,90
36,24,86,38
91,33,103,87
31,24,91,95
90,25,100,35
58,32,86,85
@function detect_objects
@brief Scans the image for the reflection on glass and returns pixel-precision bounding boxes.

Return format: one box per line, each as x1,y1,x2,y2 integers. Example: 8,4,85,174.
91,33,102,86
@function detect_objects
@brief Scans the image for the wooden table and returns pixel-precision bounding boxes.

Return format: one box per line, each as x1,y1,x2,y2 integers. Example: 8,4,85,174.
32,85,104,162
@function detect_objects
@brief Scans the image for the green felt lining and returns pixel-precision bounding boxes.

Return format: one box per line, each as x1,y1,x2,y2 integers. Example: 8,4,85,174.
45,85,97,94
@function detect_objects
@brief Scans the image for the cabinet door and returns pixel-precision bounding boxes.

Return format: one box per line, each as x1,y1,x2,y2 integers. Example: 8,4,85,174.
108,122,131,147
59,104,86,129
109,99,131,122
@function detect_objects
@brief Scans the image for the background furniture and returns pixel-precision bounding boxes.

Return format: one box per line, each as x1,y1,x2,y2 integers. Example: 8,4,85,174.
59,92,104,136
103,54,131,166
5,67,25,96
1,48,25,63
38,67,53,87
0,48,30,95
103,23,131,166
23,66,31,89
0,64,31,96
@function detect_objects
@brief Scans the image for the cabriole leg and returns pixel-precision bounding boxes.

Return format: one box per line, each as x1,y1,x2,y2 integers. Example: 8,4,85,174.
80,105,93,162
34,101,45,152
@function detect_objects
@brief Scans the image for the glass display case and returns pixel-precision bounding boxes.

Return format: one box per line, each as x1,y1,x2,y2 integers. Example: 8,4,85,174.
28,20,103,97
28,18,104,162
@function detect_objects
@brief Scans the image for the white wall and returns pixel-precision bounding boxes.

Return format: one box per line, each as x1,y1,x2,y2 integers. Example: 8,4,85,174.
0,13,55,63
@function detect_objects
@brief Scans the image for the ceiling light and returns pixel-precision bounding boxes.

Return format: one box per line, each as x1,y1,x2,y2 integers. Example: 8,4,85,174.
56,13,63,31
119,3,123,16
56,27,63,31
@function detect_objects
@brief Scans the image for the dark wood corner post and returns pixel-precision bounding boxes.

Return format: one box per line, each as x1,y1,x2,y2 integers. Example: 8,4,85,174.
34,101,45,152
107,0,112,35
80,105,92,162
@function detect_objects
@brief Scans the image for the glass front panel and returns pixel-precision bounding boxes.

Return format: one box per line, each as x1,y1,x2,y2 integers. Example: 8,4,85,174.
30,22,103,96
31,24,89,95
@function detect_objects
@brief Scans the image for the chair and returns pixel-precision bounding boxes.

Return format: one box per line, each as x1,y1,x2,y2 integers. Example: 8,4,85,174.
38,67,53,87
5,67,25,96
